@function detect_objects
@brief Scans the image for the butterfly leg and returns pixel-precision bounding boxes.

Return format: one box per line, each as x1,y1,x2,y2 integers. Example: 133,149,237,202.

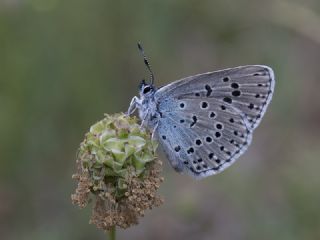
126,96,140,116
150,112,161,140
151,122,159,141
140,114,148,128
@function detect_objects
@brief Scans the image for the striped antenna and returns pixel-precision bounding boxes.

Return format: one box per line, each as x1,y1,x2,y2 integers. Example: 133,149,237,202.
137,42,155,85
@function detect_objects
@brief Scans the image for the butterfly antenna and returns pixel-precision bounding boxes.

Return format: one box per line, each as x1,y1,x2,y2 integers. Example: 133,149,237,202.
137,42,155,85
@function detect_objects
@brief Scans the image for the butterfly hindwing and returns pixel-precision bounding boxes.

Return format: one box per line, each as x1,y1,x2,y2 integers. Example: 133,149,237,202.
156,97,252,178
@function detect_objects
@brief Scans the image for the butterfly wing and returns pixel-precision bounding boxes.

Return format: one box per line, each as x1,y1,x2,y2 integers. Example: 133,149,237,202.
155,65,275,130
155,97,252,178
154,65,274,178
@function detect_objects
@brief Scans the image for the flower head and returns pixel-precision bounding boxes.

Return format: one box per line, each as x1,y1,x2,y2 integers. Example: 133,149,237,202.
71,113,163,231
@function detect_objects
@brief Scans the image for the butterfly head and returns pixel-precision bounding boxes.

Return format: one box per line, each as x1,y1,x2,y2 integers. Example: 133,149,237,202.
139,79,155,97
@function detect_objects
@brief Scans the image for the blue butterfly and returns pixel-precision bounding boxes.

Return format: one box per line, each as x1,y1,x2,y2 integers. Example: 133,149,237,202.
128,43,275,179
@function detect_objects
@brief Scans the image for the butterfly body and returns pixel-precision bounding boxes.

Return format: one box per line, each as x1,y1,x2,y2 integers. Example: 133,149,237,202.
129,65,275,179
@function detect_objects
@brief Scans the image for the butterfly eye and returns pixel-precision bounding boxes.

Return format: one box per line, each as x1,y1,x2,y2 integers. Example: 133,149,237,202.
143,86,151,94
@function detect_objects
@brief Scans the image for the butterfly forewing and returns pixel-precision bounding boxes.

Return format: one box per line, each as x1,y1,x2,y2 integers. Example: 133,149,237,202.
155,65,275,130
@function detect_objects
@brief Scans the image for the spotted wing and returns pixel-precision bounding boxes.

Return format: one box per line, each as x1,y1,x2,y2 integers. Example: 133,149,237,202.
155,65,275,130
155,97,252,179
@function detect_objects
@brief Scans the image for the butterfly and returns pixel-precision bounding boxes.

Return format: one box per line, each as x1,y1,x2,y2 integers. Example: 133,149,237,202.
128,43,275,179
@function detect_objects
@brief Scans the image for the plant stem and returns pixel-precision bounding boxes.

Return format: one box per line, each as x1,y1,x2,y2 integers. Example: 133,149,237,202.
108,226,116,240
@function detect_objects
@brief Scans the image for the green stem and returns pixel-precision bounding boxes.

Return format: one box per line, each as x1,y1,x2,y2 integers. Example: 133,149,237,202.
108,226,116,240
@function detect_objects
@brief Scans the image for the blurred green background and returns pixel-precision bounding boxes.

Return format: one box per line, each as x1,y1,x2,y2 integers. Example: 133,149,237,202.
1,0,320,239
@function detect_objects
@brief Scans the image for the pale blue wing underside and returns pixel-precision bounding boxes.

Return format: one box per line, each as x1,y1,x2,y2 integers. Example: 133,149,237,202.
155,65,275,130
154,65,274,178
156,98,252,178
